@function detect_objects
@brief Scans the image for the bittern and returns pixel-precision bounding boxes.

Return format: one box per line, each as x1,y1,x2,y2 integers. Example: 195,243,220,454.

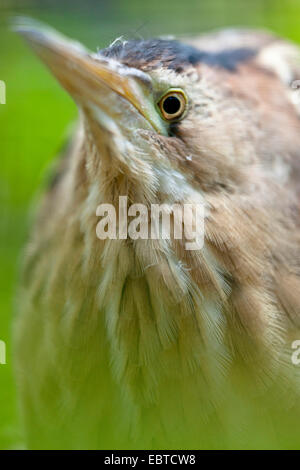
14,18,300,449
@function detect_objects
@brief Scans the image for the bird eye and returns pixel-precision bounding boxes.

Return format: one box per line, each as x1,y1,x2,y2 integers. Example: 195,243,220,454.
158,89,187,121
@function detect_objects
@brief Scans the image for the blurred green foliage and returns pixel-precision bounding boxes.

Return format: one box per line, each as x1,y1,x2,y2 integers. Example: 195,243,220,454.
1,0,300,449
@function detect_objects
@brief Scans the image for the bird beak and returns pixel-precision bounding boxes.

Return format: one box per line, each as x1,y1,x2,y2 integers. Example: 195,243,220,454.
13,17,167,135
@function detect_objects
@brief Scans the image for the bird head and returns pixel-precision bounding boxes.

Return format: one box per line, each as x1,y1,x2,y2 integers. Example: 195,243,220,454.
13,18,269,204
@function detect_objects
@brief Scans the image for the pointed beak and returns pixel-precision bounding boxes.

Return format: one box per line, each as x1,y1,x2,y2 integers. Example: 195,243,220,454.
13,17,167,135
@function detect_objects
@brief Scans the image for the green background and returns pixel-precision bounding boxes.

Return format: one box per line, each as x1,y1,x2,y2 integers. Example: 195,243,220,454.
1,0,300,449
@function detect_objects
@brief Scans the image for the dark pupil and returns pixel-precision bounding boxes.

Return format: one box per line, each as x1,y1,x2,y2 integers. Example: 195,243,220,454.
163,95,181,115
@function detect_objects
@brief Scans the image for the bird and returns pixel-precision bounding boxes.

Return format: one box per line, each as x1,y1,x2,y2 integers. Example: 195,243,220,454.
13,18,300,449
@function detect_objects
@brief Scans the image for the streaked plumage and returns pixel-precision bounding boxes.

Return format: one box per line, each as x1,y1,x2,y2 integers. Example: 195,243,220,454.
14,20,300,449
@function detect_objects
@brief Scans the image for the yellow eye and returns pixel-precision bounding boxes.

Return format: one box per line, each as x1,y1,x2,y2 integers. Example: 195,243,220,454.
158,89,187,121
